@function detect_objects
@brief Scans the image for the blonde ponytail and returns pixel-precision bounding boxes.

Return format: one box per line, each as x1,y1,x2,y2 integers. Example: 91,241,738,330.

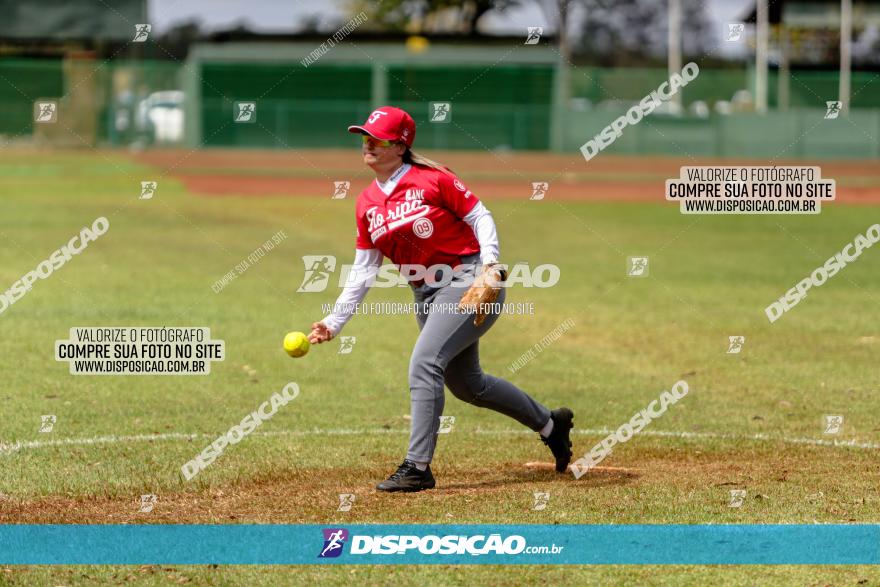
404,149,455,176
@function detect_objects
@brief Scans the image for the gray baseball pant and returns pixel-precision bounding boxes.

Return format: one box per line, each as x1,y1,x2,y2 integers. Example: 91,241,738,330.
406,255,552,464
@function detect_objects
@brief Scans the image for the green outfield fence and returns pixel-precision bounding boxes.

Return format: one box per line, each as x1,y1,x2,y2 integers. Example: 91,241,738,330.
0,58,180,146
1,45,878,158
0,59,64,136
566,107,880,159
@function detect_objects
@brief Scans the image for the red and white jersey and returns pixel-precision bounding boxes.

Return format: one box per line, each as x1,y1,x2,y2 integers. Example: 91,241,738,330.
355,163,480,268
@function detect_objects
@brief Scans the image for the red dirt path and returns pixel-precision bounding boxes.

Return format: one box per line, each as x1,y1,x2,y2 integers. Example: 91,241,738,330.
132,149,880,203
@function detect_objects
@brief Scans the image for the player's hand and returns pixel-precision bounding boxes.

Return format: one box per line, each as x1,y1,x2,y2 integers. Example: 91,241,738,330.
308,321,334,344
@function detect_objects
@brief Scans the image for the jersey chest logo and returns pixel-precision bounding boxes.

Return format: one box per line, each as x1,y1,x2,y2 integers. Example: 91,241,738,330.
365,197,432,243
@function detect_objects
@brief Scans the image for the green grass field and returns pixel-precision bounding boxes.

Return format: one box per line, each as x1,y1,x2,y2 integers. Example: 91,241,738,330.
1,149,879,585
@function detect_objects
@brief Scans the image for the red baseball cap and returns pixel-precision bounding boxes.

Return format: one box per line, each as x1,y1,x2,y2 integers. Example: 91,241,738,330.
348,106,416,148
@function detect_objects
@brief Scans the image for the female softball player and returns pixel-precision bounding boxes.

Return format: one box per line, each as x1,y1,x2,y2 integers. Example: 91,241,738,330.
308,106,573,492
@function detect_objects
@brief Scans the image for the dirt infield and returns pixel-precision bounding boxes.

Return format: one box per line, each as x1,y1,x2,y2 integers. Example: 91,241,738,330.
132,149,880,203
1,443,873,524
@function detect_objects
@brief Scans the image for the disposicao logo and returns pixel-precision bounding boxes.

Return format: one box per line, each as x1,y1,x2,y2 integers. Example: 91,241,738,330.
316,530,564,558
318,528,349,558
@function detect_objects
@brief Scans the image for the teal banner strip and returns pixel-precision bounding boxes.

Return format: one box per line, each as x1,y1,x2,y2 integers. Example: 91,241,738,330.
1,525,878,565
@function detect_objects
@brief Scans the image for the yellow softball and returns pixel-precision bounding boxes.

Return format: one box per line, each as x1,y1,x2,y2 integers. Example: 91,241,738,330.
283,331,310,358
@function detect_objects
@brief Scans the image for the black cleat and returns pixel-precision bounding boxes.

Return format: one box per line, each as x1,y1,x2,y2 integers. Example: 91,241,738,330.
376,459,436,492
541,408,574,472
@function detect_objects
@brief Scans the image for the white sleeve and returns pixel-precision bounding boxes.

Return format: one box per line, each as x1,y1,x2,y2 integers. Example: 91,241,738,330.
320,248,382,336
462,201,500,265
